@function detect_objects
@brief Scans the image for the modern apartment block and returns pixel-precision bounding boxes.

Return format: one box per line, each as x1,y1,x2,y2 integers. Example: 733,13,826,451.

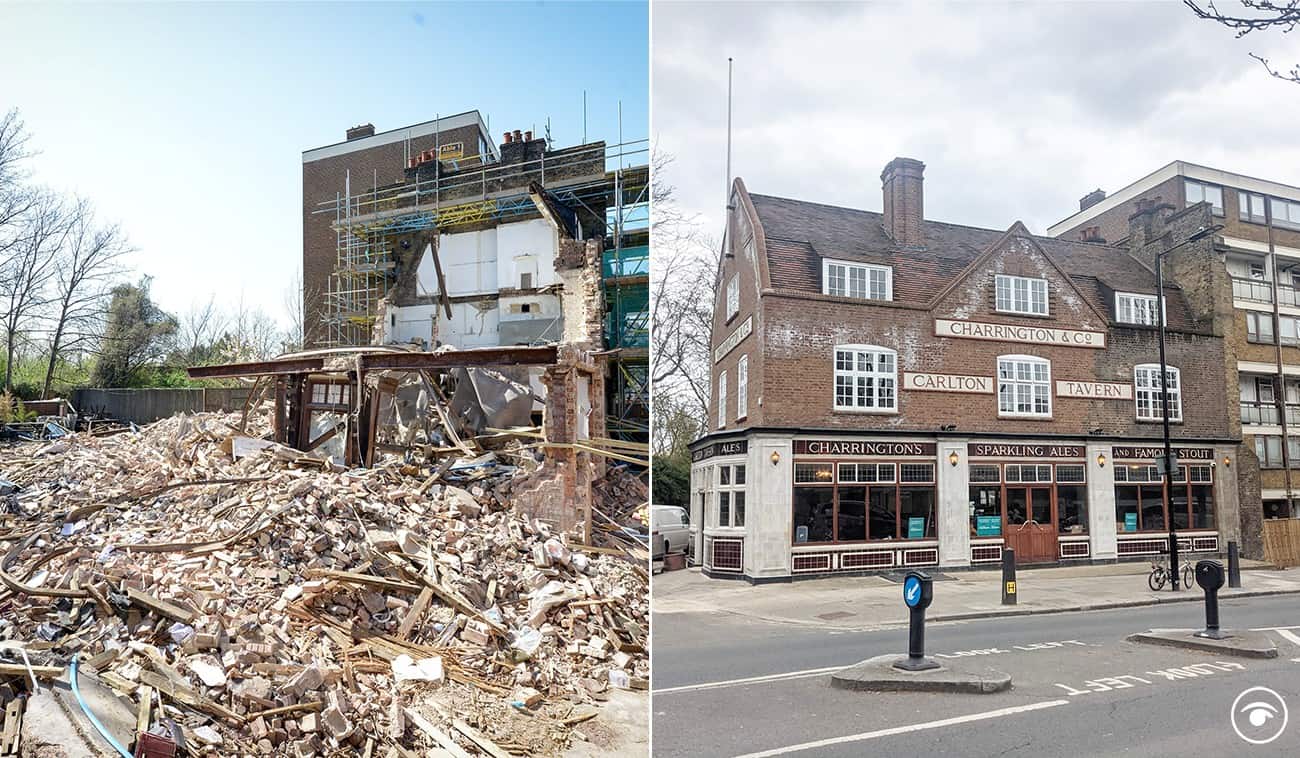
688,158,1245,582
1050,162,1300,522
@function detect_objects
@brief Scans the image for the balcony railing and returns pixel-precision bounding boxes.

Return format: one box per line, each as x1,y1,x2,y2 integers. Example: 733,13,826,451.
1233,277,1272,303
1230,277,1300,307
1241,401,1300,426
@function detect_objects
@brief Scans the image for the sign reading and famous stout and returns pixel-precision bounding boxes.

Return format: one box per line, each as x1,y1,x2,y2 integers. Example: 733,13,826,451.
692,440,749,462
794,440,937,457
968,443,1085,459
934,318,1106,349
714,316,753,363
1111,446,1214,461
904,372,994,394
1056,380,1133,400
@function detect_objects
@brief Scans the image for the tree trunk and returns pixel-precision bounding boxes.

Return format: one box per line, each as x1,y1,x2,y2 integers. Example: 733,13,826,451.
42,316,66,399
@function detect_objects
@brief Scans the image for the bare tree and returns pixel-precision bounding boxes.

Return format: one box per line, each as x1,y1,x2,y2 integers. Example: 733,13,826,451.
1,189,70,392
177,294,229,366
42,198,131,397
282,266,306,353
1185,1,1300,82
0,109,37,263
221,295,284,363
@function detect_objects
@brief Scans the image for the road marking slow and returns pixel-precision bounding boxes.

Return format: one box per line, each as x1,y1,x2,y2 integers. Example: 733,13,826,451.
730,699,1071,758
653,666,843,694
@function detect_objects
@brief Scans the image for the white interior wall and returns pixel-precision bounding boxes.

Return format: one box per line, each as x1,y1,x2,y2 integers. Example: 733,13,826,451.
497,219,559,289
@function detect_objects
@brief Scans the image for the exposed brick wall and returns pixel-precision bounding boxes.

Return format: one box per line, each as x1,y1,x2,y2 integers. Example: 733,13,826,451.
747,231,1230,439
710,185,765,431
1238,445,1265,558
881,157,925,246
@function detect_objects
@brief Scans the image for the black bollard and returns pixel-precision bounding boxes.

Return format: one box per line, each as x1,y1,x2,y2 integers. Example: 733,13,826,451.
1193,560,1227,640
1227,541,1241,589
894,571,939,671
1002,548,1017,605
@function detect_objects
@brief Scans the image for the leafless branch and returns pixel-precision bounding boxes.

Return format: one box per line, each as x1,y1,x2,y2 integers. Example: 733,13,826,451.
1185,0,1300,82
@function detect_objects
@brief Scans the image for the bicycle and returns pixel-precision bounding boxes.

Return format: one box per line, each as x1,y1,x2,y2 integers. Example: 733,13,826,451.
1148,556,1194,591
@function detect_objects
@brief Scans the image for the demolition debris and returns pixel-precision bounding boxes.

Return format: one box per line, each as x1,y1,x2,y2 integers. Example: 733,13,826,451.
0,402,647,756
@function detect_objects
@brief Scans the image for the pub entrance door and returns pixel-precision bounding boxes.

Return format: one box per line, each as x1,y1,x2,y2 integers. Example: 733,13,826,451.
1003,486,1057,563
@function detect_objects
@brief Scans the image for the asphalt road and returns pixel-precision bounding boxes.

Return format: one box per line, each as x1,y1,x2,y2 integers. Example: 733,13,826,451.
652,595,1300,757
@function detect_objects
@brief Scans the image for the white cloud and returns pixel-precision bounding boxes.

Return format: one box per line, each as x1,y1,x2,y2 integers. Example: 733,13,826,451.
653,0,1300,238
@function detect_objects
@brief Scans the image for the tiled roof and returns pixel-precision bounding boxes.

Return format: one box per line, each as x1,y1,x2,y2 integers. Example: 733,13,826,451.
749,192,1199,329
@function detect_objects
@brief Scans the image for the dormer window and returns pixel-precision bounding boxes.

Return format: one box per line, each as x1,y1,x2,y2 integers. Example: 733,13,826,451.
823,259,891,301
1115,292,1161,326
995,275,1048,316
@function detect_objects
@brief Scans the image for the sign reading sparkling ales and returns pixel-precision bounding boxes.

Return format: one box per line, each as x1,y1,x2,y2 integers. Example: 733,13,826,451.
692,440,749,462
1111,446,1214,461
935,318,1106,349
904,372,994,394
1056,380,1133,400
794,440,936,457
969,443,1084,458
714,316,753,363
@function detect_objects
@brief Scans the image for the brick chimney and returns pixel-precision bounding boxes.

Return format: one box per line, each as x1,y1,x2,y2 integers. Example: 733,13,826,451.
346,123,375,141
1080,188,1106,211
881,157,925,245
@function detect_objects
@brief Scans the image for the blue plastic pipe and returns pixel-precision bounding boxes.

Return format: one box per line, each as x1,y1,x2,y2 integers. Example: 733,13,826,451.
69,655,134,758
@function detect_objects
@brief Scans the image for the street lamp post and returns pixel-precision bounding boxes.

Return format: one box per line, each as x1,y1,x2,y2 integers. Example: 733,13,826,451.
1155,224,1221,591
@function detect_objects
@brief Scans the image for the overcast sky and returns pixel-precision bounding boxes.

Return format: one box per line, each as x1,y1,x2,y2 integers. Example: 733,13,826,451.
1,2,647,328
652,0,1300,243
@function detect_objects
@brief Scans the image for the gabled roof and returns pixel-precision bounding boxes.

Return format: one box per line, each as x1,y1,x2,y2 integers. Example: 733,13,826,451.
747,191,1199,330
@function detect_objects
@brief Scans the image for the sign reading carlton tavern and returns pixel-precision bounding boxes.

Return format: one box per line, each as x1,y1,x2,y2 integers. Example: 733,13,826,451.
1111,445,1215,461
794,440,937,457
714,316,753,363
1056,380,1133,400
934,318,1106,349
969,443,1085,459
904,372,994,394
692,440,749,462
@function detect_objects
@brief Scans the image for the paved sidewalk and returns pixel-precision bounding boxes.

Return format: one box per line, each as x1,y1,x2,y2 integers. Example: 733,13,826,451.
652,561,1300,631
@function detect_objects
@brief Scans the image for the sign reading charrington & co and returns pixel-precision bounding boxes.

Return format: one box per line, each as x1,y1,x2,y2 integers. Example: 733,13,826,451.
904,372,994,394
794,440,937,457
935,318,1105,349
693,440,749,462
1111,445,1214,461
713,316,753,363
969,443,1085,459
1056,380,1133,400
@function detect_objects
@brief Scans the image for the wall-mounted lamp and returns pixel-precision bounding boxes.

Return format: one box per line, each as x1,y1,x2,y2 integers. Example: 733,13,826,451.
948,451,960,467
770,450,781,466
1097,453,1107,468
1223,456,1231,468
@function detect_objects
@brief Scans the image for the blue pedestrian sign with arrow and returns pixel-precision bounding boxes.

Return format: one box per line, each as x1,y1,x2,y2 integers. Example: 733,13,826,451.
904,575,922,608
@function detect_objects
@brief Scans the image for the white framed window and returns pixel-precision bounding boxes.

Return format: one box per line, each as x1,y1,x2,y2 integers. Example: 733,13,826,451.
1135,364,1182,422
1249,261,1266,280
717,371,727,428
995,275,1048,316
823,259,891,301
997,355,1052,417
736,355,749,419
1239,191,1268,224
1185,180,1223,216
717,463,746,527
832,345,897,412
725,274,740,320
1274,198,1300,230
1115,292,1161,326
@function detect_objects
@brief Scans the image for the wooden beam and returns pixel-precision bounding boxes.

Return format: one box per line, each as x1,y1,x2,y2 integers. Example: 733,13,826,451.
358,346,557,372
186,357,325,379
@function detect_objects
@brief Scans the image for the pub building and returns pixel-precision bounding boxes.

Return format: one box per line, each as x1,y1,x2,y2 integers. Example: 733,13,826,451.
688,158,1246,581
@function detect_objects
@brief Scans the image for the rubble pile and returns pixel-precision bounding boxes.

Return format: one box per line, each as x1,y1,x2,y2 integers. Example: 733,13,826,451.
591,465,649,528
0,411,648,756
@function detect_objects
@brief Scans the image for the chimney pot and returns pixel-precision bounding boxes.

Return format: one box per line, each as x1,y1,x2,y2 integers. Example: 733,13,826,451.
513,129,523,142
503,131,513,144
881,157,925,246
525,130,533,142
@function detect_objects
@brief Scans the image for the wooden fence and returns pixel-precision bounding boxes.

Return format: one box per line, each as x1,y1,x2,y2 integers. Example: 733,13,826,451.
1263,518,1300,568
71,387,253,425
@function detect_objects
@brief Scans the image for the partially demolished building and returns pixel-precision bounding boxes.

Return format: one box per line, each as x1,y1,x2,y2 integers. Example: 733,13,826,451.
301,113,648,444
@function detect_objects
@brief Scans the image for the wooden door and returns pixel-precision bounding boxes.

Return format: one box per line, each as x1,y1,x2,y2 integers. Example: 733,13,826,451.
1004,486,1058,563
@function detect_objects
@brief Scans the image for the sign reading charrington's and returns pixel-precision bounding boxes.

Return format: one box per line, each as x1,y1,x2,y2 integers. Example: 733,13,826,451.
935,318,1106,349
969,443,1085,459
693,440,749,462
1111,445,1214,461
794,440,937,457
714,316,753,363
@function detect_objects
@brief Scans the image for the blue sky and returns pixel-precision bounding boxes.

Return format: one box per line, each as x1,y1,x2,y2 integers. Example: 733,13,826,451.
0,0,648,327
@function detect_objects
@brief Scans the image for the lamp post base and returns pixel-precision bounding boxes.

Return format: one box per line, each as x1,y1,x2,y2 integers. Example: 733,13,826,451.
893,656,941,672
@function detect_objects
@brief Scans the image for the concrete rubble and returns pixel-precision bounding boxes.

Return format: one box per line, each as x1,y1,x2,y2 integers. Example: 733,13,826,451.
0,408,648,756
